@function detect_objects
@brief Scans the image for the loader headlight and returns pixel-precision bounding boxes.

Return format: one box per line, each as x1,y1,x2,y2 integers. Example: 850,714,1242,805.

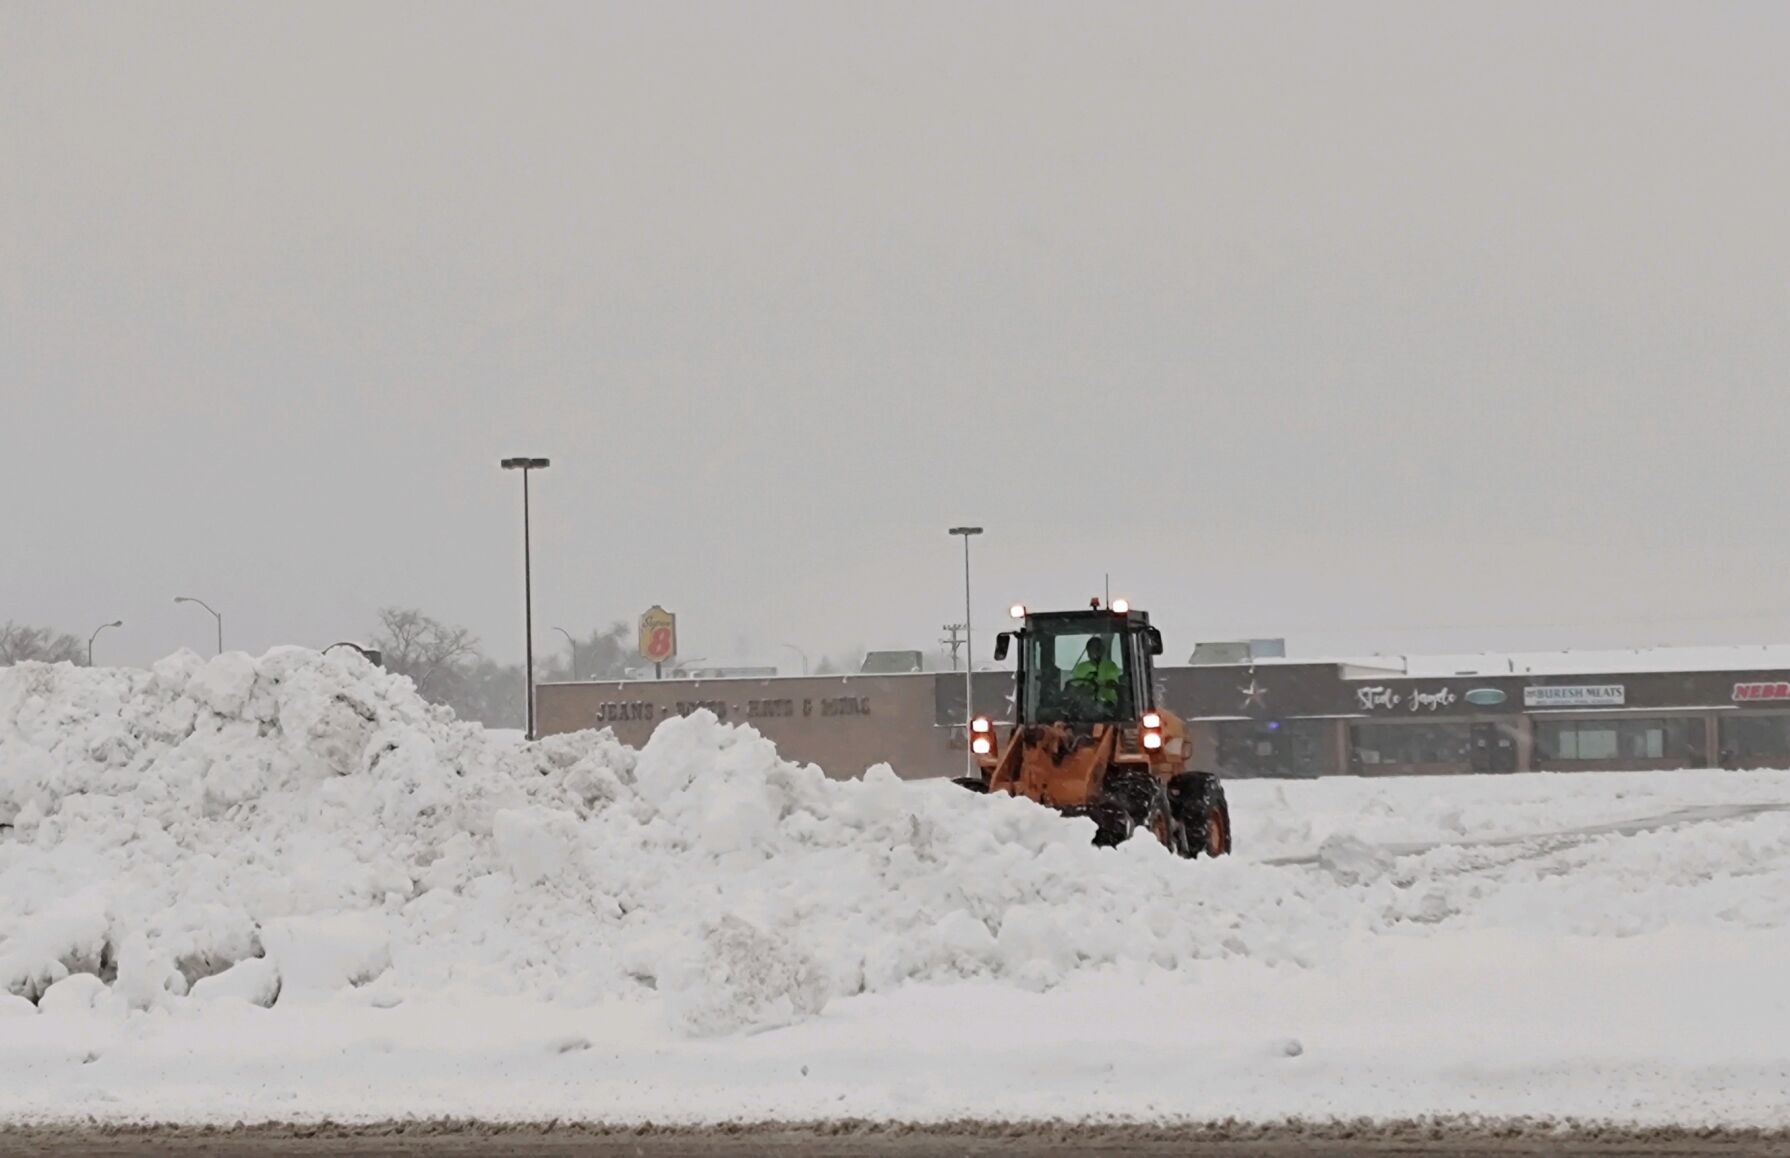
1009,604,1026,620
1141,712,1161,729
1142,731,1163,751
971,716,991,734
972,737,992,756
1111,598,1129,613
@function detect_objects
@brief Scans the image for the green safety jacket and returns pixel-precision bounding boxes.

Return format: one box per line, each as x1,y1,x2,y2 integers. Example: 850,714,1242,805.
1068,657,1122,708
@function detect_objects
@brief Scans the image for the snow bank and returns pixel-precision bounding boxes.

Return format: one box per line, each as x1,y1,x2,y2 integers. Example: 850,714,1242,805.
8,650,1790,1125
0,649,1274,1033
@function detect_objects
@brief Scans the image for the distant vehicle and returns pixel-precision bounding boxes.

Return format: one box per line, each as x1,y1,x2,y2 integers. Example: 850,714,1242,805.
958,600,1231,858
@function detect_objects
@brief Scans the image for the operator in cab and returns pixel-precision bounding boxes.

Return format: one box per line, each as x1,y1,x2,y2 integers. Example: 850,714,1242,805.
1068,636,1122,712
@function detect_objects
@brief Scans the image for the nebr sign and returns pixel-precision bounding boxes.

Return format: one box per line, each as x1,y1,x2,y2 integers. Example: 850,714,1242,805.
638,605,677,664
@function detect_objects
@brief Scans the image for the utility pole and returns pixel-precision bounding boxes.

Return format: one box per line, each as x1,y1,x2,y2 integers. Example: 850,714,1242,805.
940,623,966,671
947,525,983,777
500,456,550,739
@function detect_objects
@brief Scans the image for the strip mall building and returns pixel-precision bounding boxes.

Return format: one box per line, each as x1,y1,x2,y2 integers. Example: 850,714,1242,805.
536,646,1790,780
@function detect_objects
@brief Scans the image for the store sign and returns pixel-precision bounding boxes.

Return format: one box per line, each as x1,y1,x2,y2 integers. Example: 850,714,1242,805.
1523,684,1626,708
638,605,677,663
1357,686,1399,710
1355,685,1459,712
1733,681,1790,703
592,695,874,726
1464,688,1507,707
1408,687,1458,712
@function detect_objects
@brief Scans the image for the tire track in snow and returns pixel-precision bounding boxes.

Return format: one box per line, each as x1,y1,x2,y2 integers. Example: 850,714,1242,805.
1261,801,1790,868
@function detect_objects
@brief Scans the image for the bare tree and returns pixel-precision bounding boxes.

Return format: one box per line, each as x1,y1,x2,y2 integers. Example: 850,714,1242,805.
0,622,85,666
368,609,640,730
537,622,634,683
371,608,479,704
452,656,526,728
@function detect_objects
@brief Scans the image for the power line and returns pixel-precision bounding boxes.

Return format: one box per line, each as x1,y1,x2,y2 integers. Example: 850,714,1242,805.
940,623,966,671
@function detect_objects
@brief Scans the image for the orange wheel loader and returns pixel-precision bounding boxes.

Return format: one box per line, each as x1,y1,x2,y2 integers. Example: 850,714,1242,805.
955,600,1232,858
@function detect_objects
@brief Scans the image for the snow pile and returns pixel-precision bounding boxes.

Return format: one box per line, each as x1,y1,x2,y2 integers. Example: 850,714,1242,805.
0,649,1251,1033
7,648,1790,1060
9,652,1790,1123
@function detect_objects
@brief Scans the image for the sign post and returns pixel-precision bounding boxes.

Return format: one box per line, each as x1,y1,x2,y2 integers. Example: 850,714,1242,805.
639,605,677,679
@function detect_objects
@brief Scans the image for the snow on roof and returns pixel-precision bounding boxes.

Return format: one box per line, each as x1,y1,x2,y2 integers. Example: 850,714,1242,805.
1216,644,1790,678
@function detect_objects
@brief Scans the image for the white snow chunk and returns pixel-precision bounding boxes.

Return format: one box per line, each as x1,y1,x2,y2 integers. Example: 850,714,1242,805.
189,957,281,1007
37,972,113,1016
260,914,391,994
661,916,829,1037
186,653,259,717
492,806,582,886
0,892,112,1002
1316,833,1395,885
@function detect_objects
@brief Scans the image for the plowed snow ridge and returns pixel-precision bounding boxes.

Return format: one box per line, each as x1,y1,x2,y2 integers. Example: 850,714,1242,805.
3,649,1790,1047
0,649,1290,1033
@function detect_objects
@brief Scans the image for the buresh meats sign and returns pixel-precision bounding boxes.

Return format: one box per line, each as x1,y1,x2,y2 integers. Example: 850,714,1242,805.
1522,684,1626,708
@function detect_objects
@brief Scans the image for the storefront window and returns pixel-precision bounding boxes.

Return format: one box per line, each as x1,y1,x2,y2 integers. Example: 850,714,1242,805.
1349,722,1471,768
1216,720,1327,778
1535,718,1703,763
1720,715,1790,767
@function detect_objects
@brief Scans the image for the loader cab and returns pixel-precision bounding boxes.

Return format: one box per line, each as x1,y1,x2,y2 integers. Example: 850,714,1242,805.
997,605,1164,726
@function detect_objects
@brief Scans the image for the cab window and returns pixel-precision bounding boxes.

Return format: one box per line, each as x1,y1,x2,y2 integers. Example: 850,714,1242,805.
1023,621,1132,722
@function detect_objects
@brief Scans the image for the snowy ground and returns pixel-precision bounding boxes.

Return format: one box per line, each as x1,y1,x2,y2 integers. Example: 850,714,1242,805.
4,651,1790,1126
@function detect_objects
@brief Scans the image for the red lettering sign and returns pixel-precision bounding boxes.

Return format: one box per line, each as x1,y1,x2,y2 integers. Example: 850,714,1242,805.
1733,682,1790,702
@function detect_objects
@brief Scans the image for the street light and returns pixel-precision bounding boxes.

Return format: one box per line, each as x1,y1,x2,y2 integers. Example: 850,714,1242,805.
324,642,382,666
948,525,983,776
87,620,122,666
173,596,222,656
781,643,809,676
552,625,578,680
500,456,550,739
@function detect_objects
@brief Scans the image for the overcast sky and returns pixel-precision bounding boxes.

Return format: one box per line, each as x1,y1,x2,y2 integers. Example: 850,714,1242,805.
6,1,1790,670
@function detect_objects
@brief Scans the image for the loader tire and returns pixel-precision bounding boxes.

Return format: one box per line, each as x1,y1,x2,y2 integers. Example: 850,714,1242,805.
1198,795,1232,858
1102,768,1160,823
951,776,989,793
1145,792,1189,857
1097,770,1185,855
1085,799,1134,847
1169,772,1233,859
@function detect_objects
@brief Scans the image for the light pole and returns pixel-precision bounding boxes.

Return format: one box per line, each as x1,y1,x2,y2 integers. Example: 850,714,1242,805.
781,643,809,675
87,620,122,666
174,596,222,655
948,525,983,775
324,642,382,665
553,626,578,680
500,456,550,739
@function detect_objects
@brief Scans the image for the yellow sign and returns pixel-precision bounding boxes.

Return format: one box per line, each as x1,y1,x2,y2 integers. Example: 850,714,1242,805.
638,605,677,663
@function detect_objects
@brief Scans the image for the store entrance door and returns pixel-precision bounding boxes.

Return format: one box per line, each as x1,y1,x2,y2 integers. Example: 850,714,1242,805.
1470,723,1517,773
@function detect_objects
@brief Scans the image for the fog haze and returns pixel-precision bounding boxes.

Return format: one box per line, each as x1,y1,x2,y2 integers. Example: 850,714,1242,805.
7,2,1790,669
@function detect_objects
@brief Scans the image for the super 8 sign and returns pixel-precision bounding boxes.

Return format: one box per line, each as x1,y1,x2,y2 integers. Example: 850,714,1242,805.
639,606,677,663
